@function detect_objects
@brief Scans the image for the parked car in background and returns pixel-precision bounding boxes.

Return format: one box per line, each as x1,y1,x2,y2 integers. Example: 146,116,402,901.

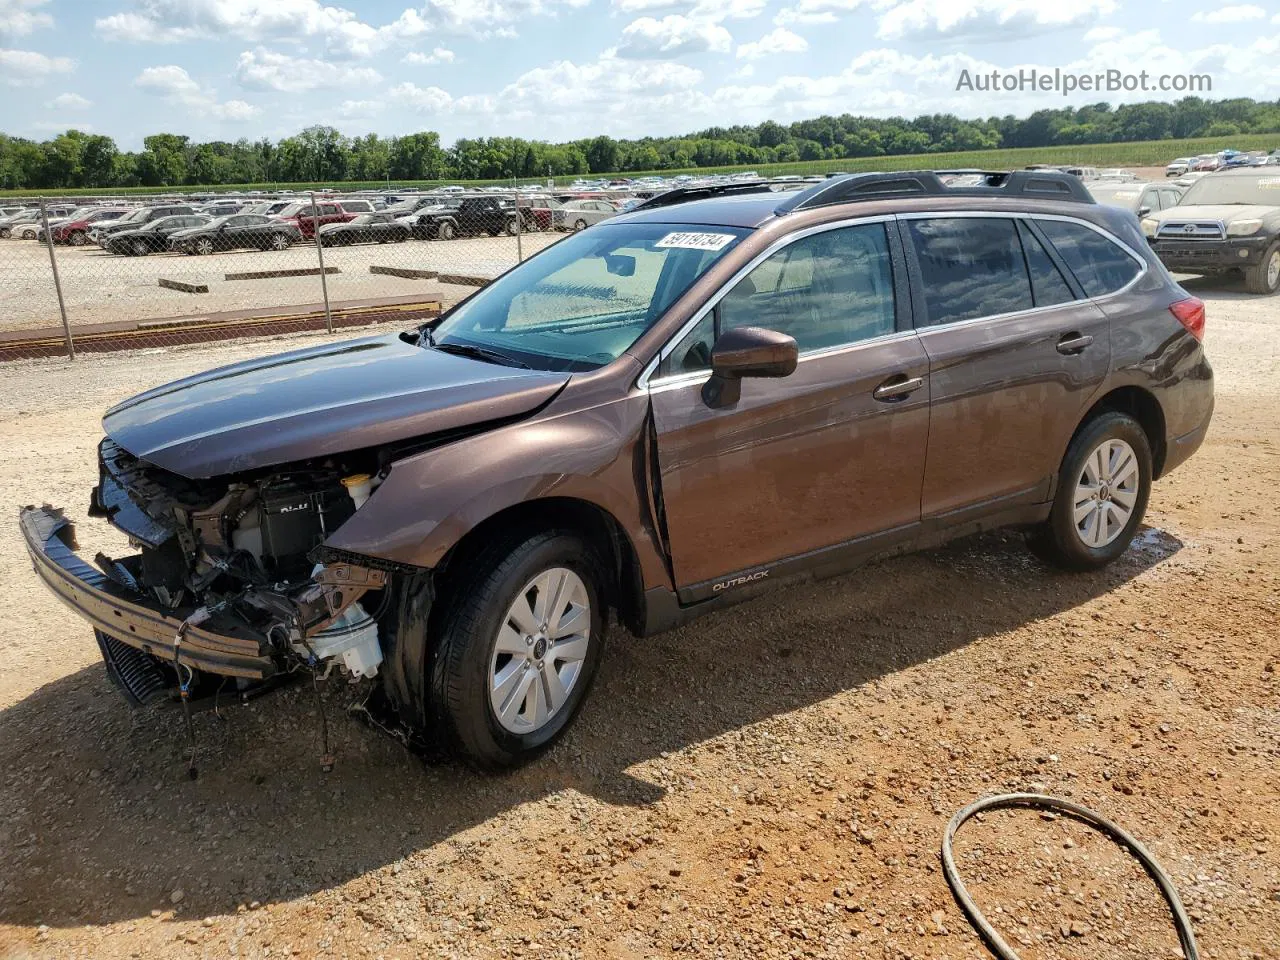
20,171,1214,771
1192,156,1222,172
555,199,619,231
246,200,295,217
517,195,560,231
92,204,198,245
170,214,301,255
413,195,517,240
1088,181,1184,216
289,199,377,240
317,212,411,246
1166,157,1193,177
199,202,248,218
0,208,47,239
46,207,131,245
9,205,76,238
105,215,211,256
1144,167,1280,293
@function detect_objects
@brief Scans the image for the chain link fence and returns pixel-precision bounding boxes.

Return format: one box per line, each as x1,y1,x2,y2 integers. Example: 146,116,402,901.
0,187,583,360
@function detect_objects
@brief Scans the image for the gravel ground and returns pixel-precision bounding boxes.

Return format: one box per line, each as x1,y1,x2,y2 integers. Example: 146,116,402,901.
0,278,1276,960
0,232,563,333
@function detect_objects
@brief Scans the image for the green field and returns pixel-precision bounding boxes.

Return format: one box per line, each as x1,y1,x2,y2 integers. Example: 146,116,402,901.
3,134,1276,198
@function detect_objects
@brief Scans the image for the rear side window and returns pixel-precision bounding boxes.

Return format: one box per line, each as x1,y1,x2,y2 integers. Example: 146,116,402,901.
907,217,1033,325
1036,220,1141,297
1016,221,1075,307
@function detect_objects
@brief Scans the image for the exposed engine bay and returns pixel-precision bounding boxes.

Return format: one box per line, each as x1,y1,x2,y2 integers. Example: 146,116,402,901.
89,436,390,698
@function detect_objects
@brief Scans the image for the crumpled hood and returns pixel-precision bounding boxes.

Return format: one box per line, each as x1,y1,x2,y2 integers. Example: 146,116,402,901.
103,333,569,478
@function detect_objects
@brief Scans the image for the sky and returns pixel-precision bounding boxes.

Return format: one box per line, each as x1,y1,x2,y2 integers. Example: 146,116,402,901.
0,0,1278,150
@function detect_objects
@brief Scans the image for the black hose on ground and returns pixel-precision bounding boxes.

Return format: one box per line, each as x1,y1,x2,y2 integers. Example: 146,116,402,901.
941,793,1199,960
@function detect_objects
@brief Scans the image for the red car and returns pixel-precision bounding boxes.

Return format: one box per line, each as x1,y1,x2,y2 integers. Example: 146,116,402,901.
285,199,377,240
49,208,130,246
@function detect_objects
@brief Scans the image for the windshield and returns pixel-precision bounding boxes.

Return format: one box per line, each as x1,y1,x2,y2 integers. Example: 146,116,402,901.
1181,174,1280,205
1088,185,1144,209
432,221,749,372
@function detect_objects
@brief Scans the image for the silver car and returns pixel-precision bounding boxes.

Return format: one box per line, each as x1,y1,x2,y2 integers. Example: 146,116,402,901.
554,199,619,232
1088,181,1185,217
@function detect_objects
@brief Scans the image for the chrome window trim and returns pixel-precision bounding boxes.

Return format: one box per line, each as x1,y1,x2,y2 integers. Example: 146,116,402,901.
639,208,1148,390
639,213,896,389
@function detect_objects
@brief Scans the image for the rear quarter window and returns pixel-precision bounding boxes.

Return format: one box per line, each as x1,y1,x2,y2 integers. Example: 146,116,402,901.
907,217,1034,325
1036,219,1142,297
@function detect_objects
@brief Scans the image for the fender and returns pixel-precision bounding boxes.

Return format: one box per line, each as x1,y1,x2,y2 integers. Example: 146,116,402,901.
323,390,672,590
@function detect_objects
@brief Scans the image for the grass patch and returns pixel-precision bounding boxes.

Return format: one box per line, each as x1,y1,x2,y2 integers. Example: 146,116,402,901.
3,134,1277,198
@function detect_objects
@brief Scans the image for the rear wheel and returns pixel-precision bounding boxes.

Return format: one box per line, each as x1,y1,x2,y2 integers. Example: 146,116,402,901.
396,530,606,770
68,230,88,246
1028,411,1152,571
573,218,587,233
270,232,291,251
0,227,10,239
1244,241,1280,294
131,239,150,256
194,237,215,256
437,220,456,241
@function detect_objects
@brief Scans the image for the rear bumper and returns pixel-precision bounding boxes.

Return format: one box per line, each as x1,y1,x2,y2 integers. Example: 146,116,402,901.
20,506,275,679
1162,400,1214,477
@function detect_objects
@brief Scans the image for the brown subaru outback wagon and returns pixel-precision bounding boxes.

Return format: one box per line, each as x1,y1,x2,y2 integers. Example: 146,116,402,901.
22,171,1214,770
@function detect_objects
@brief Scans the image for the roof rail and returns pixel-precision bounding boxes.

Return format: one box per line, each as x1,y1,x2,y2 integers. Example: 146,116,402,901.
631,180,778,211
774,169,1094,214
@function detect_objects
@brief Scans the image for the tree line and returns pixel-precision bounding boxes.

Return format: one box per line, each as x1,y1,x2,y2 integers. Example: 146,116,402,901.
2,96,1279,190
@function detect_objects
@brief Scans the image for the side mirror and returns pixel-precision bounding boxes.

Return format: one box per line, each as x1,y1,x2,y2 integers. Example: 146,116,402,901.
1137,205,1151,216
702,326,798,408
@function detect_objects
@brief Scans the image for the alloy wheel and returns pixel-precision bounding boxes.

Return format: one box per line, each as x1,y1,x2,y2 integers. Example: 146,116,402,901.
489,567,591,735
1267,251,1280,291
1073,438,1140,548
195,238,214,255
271,233,290,250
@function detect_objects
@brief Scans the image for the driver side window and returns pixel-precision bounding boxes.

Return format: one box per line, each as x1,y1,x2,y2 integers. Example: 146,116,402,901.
656,222,897,378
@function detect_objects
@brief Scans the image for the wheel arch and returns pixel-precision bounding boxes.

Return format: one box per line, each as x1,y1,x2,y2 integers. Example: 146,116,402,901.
1074,385,1167,478
433,496,647,636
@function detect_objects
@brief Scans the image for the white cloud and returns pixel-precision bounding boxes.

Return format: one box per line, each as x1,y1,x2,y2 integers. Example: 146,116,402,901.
97,0,590,56
774,0,869,26
338,98,385,117
612,0,766,21
1082,25,1121,42
876,0,1117,41
1192,4,1265,23
46,91,91,109
234,47,381,92
134,64,259,120
0,0,51,35
0,46,71,85
616,14,732,58
404,46,456,64
389,81,458,113
736,26,807,59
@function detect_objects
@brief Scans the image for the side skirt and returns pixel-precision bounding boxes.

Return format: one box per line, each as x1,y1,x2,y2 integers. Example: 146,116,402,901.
639,500,1051,637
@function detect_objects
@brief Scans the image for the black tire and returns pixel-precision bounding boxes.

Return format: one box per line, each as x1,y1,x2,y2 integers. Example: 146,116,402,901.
1243,241,1280,294
573,218,587,232
414,530,606,770
68,230,88,246
0,227,10,239
131,239,150,257
1028,411,1153,571
437,220,456,241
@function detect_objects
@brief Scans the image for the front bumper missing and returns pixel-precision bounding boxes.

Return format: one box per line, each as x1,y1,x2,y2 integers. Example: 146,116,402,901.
20,506,275,679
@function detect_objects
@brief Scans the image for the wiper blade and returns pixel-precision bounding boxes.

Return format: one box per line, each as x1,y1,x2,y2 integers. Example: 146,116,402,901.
434,341,530,369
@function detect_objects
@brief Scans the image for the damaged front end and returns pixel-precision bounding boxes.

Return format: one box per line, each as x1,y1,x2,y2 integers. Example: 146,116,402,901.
20,437,397,709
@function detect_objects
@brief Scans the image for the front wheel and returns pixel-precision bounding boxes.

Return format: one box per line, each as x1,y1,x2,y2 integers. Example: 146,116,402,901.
573,219,587,233
271,233,292,251
414,531,606,770
194,237,215,256
1028,412,1152,571
131,239,150,256
1244,241,1280,295
436,220,456,241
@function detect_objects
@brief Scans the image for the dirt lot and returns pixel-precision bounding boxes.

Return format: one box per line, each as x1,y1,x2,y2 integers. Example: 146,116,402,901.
0,278,1276,960
0,232,563,333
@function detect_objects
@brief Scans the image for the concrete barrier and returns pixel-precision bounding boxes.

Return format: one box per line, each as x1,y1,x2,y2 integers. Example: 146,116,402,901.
158,278,209,294
435,273,492,287
370,265,439,280
224,266,341,281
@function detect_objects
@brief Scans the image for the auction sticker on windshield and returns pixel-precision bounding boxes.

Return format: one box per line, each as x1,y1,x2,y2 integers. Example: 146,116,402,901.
655,231,737,251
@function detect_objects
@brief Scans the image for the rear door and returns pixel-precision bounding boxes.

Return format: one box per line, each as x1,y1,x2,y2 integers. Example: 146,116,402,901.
901,214,1113,521
649,219,931,598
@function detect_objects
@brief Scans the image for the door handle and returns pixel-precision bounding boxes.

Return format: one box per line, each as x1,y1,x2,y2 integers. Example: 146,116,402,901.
873,375,926,402
1056,333,1095,355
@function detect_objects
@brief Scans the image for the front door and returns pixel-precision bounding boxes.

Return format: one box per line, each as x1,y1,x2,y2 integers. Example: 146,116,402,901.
901,215,1114,520
649,220,932,600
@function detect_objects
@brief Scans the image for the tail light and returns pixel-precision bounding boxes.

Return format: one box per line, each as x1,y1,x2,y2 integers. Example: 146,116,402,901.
1170,297,1205,341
